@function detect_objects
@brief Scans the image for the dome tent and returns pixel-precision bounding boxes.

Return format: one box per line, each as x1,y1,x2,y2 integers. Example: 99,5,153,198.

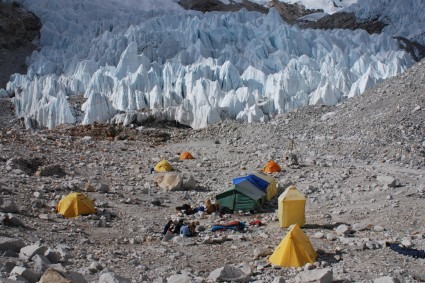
56,192,96,218
262,160,281,173
180,151,194,160
154,160,174,172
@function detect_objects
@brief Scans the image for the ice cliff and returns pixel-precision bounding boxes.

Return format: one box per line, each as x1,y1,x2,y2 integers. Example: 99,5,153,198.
3,0,417,129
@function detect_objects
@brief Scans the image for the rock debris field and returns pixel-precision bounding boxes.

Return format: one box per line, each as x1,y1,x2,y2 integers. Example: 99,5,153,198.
0,59,424,283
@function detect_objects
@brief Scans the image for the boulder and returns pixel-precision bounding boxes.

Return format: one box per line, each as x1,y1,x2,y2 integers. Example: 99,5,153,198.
295,268,332,283
44,248,61,264
167,274,193,283
0,237,25,252
182,175,197,190
253,247,272,259
6,213,25,227
32,254,51,274
208,265,252,282
373,276,401,283
98,271,131,283
0,196,19,213
19,244,48,261
39,268,87,283
335,224,351,236
376,175,397,187
153,174,182,191
35,164,66,177
10,266,40,283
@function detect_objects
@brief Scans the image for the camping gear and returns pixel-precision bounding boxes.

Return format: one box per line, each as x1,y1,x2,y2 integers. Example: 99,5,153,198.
154,160,174,172
180,151,194,160
262,160,281,173
268,224,317,267
253,171,278,201
56,192,96,218
278,186,306,228
216,180,266,212
211,221,245,232
233,172,277,201
233,174,268,202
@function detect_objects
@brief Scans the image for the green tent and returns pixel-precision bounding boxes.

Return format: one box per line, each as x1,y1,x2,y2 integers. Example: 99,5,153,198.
216,180,266,212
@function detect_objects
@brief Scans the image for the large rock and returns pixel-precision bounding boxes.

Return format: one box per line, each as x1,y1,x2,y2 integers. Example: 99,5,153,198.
98,271,131,283
35,164,66,177
295,268,333,283
32,254,51,274
182,175,197,190
10,266,40,283
0,237,25,252
153,174,182,191
19,244,48,261
208,265,252,282
0,196,19,213
253,247,272,259
373,276,401,283
335,224,351,236
39,268,87,283
376,175,397,187
167,274,193,283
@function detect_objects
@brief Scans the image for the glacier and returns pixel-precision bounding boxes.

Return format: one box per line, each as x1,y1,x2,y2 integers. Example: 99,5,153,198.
3,0,418,129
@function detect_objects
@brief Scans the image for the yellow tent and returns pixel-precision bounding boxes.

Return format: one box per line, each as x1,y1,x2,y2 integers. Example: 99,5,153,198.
180,151,194,160
154,160,174,172
56,192,96,218
268,224,317,267
253,171,278,201
262,160,281,173
278,186,306,228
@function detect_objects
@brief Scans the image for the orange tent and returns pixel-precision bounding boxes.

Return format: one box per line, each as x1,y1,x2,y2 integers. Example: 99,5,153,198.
262,160,281,173
180,151,194,160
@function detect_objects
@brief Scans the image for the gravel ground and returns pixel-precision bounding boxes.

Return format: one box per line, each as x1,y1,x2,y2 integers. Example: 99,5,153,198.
0,60,424,282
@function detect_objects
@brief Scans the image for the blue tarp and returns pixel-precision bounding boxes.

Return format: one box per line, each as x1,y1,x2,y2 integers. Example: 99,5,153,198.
233,175,269,192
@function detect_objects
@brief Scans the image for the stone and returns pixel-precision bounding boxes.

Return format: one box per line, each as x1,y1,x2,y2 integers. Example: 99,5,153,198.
38,268,78,283
10,266,40,283
97,183,110,193
373,276,401,283
55,244,71,260
153,173,182,191
98,271,131,283
373,225,385,232
19,244,48,261
335,224,351,235
7,213,25,227
272,277,286,283
8,273,29,282
151,198,161,206
253,247,272,259
0,237,25,252
85,182,95,192
352,223,369,231
182,175,197,190
326,233,337,241
0,196,19,213
295,268,333,283
208,265,252,282
401,239,413,248
376,175,397,187
313,232,324,239
44,248,61,264
32,254,51,274
1,261,16,273
35,164,66,177
166,274,193,283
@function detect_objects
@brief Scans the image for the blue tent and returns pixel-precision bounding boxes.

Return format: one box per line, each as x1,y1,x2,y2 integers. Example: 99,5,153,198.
233,174,269,193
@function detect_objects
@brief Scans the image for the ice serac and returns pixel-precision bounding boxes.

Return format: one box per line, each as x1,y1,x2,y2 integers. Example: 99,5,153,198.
1,0,418,129
82,92,117,125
